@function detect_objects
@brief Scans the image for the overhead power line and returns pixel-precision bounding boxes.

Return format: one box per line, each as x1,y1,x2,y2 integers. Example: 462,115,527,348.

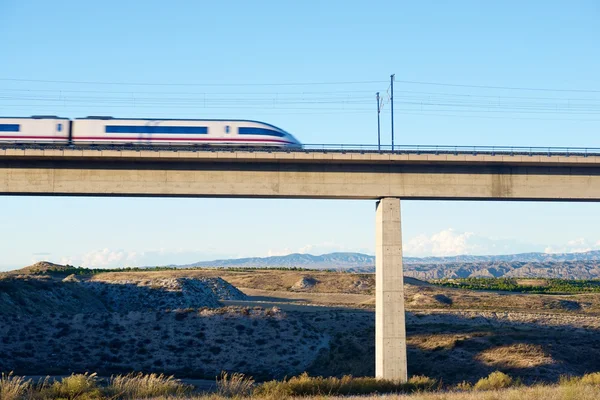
395,79,600,93
0,78,387,87
2,77,597,93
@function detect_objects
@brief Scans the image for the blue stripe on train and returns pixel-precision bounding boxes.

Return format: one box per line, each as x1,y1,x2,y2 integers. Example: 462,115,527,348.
106,126,208,134
0,124,20,132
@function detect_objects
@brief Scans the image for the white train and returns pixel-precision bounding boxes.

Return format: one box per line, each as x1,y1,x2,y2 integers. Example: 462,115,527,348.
0,116,302,148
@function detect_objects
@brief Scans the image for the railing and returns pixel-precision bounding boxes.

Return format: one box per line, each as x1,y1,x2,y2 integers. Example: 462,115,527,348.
1,142,600,157
301,144,600,156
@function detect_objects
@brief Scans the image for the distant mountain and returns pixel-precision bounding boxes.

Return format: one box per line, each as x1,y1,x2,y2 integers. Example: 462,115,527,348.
173,252,375,269
170,250,600,279
403,251,600,265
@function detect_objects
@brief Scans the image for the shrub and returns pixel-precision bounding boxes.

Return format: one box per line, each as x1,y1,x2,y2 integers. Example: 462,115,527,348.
49,373,101,400
562,372,600,386
216,371,255,397
253,372,437,396
453,380,473,391
0,372,32,400
580,372,600,385
107,372,192,399
253,379,293,399
474,371,514,391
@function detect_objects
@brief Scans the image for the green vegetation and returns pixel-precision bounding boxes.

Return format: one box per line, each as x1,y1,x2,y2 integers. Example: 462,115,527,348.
40,265,180,275
432,278,600,294
38,265,323,276
473,371,514,391
212,266,329,272
253,372,438,397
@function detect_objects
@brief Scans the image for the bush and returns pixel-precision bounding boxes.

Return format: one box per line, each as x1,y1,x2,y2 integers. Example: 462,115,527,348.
107,372,192,399
0,372,32,400
561,372,600,386
216,371,255,397
453,380,473,391
580,372,600,386
253,372,437,396
253,379,293,399
48,373,102,400
474,371,514,391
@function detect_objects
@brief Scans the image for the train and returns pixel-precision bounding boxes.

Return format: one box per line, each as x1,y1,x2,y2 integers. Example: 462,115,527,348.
0,116,302,148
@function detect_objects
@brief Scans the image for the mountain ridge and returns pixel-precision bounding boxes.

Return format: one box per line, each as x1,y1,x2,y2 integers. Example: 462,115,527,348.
159,250,600,279
173,250,600,269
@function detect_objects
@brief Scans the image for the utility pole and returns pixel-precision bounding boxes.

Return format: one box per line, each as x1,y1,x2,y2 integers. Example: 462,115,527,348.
390,74,395,151
376,92,381,151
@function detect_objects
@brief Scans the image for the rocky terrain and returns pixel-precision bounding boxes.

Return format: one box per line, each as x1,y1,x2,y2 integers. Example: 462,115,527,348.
0,307,327,380
2,261,600,385
0,268,246,315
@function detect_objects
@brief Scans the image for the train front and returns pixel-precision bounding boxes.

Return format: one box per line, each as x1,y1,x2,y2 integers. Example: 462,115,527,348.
248,121,302,149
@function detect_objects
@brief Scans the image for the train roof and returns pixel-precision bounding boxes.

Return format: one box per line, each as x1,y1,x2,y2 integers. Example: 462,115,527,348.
0,116,70,120
75,117,289,132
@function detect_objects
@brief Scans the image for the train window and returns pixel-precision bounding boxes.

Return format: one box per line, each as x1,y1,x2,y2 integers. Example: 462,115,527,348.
225,125,230,133
105,126,208,134
0,124,20,132
238,127,285,137
57,123,62,132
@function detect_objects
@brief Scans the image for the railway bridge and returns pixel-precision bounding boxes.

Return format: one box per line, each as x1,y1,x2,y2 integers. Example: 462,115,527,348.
2,144,600,381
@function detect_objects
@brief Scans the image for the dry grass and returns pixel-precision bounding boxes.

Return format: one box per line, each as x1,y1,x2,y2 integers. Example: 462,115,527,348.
91,270,376,295
150,382,600,399
407,333,486,351
216,372,255,397
312,384,600,399
3,372,600,399
476,343,555,368
0,372,32,400
107,372,192,399
0,372,190,400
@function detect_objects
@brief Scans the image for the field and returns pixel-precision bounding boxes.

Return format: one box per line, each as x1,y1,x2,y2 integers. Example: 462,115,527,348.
2,262,600,398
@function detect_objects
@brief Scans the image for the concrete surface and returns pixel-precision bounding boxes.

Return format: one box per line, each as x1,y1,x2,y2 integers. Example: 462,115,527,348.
375,198,407,381
1,149,600,200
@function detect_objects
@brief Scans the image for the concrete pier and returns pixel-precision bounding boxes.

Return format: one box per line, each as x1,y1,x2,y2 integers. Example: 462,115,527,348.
375,198,407,381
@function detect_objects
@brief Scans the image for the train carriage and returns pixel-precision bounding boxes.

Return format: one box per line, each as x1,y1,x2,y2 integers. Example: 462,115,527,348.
71,117,302,148
0,116,70,143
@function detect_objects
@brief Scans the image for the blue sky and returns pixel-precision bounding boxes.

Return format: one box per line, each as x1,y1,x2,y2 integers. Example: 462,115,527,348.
0,1,599,270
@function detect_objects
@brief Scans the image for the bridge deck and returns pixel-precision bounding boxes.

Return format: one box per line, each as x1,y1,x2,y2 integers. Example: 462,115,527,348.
1,145,600,167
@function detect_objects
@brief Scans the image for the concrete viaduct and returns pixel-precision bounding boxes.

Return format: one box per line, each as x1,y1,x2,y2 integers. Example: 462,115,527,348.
2,146,600,381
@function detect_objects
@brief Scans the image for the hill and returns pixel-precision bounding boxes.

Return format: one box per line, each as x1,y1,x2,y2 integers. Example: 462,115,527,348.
12,261,74,275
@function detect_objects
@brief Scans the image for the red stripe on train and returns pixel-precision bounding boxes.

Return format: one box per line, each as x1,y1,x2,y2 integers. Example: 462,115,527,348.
74,136,293,144
0,135,295,145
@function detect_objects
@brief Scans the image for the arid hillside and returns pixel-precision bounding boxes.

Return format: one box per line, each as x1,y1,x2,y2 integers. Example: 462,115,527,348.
2,263,600,385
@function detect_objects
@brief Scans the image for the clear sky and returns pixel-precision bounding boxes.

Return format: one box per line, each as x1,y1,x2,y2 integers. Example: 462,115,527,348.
0,1,599,270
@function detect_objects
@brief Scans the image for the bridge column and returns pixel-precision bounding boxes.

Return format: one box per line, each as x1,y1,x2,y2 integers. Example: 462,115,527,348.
375,197,407,381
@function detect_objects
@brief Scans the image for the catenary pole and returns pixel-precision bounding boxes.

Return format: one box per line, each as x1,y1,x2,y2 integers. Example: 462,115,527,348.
390,74,395,151
376,92,381,151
